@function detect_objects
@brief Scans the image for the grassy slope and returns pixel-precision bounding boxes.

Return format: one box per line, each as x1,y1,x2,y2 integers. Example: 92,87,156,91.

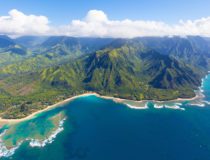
0,37,208,119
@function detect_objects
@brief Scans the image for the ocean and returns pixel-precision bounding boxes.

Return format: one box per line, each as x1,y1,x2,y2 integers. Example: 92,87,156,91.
0,74,210,160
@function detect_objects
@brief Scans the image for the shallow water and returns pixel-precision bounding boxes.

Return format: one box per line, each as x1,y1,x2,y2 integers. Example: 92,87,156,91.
1,75,210,160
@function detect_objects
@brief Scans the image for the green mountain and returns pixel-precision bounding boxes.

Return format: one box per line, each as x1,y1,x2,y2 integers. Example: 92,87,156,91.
40,43,201,100
0,37,114,74
15,36,48,49
39,36,114,57
0,36,209,118
0,35,15,48
134,36,210,70
0,35,26,55
0,35,28,68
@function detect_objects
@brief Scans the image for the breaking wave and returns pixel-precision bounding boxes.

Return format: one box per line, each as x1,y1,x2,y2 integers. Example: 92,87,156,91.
126,102,185,111
29,118,66,147
125,103,148,109
0,118,66,158
154,104,185,111
189,102,206,107
0,130,22,158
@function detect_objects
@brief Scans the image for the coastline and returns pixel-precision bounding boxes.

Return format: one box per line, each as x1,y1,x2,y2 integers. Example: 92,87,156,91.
0,90,203,126
0,93,98,126
101,90,202,104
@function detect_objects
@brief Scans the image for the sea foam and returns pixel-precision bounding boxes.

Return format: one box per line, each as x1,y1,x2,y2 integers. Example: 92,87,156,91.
164,105,185,111
153,104,164,109
125,103,148,109
29,117,66,147
203,101,210,105
0,141,22,158
0,130,23,158
0,118,66,158
154,104,185,111
199,75,208,93
189,102,206,107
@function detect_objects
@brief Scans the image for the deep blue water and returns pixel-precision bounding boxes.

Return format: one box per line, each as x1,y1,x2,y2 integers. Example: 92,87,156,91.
1,75,210,160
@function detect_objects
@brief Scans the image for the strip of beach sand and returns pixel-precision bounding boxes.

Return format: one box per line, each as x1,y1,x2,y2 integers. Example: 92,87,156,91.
0,91,203,126
0,93,98,126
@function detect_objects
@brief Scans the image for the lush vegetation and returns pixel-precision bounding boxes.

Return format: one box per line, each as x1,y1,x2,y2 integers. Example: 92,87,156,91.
0,35,209,119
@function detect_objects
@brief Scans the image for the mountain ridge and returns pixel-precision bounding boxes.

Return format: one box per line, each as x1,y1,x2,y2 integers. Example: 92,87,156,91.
0,35,209,118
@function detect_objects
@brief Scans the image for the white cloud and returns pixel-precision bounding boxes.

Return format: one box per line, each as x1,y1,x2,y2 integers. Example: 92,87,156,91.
1,9,210,37
0,9,50,36
61,10,210,38
85,10,108,23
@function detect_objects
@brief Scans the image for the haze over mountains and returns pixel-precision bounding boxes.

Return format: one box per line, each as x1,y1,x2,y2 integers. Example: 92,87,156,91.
0,35,209,118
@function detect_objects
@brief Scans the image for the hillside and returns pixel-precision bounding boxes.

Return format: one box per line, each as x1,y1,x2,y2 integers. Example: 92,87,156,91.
0,36,209,118
40,44,202,100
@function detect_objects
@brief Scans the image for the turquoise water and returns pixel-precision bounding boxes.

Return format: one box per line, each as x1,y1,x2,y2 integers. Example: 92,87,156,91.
1,75,210,160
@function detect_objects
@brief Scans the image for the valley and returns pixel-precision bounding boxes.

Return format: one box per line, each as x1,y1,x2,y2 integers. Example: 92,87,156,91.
0,35,209,119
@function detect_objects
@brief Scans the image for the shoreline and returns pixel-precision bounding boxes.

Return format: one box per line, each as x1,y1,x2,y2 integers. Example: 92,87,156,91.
0,90,203,126
0,92,98,126
101,91,202,104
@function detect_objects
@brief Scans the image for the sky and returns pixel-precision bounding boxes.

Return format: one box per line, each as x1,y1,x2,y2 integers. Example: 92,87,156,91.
1,0,210,37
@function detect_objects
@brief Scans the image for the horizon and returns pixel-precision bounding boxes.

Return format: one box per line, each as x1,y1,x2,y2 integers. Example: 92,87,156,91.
2,1,210,159
2,34,210,39
0,34,210,39
0,0,210,38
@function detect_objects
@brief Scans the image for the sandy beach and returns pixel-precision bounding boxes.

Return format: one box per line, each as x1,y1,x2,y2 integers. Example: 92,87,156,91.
0,91,202,126
100,90,202,104
0,92,98,126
